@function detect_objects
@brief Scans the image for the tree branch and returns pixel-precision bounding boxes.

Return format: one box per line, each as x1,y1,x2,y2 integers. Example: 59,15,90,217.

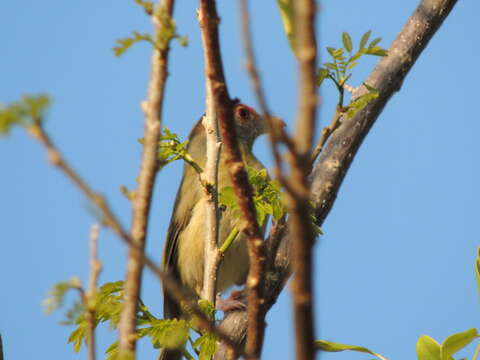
86,224,101,360
286,1,319,359
118,0,175,353
198,1,267,357
217,0,457,355
199,8,223,305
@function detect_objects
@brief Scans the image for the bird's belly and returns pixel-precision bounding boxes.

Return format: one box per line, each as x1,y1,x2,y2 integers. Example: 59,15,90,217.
177,199,249,295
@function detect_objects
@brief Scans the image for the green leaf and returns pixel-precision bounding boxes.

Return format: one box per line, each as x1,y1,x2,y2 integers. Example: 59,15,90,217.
116,350,135,360
359,30,372,49
219,186,239,216
176,35,189,47
363,82,377,92
43,277,82,314
441,328,479,360
276,0,296,54
142,319,189,350
324,62,338,71
368,37,382,50
349,51,364,63
417,335,442,360
197,299,216,319
105,341,119,360
156,127,201,173
475,247,480,299
345,86,379,119
61,300,85,326
342,32,353,53
332,48,344,60
67,322,88,353
346,61,358,70
113,31,155,57
23,95,51,123
315,339,387,360
0,94,51,135
0,104,25,135
120,185,136,200
154,5,182,50
193,333,217,360
366,46,388,57
316,68,330,87
326,47,336,57
134,0,154,15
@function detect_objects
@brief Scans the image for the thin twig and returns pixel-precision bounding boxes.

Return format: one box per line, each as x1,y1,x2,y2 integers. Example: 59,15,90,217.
310,105,343,165
198,1,267,358
27,125,132,243
86,224,101,360
118,0,175,353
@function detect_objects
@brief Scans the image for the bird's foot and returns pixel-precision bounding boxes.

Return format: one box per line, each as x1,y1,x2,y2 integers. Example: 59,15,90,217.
216,290,246,313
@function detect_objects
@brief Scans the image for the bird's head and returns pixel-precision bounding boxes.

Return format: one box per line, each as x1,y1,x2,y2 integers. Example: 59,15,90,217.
233,103,266,146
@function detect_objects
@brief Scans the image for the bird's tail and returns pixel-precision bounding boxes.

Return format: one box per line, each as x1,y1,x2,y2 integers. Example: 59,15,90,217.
158,289,183,360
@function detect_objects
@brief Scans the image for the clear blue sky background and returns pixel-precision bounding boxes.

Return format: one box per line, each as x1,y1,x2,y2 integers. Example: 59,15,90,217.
1,1,479,359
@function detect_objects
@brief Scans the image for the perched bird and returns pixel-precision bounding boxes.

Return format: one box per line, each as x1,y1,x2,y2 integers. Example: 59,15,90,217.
160,103,266,359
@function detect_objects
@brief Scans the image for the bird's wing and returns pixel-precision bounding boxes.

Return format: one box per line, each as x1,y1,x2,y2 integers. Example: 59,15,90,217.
162,119,205,319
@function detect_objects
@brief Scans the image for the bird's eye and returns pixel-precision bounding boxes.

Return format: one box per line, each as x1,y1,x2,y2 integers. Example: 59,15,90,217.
237,107,249,120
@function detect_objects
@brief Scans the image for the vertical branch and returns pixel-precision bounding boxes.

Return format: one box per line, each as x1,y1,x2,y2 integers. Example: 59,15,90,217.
199,11,223,303
200,111,222,305
118,0,175,353
238,0,286,184
288,1,318,360
198,1,267,357
86,224,102,360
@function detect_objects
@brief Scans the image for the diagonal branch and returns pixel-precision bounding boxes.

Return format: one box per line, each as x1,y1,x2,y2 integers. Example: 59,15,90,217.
198,0,267,357
311,0,458,225
118,0,176,354
216,0,458,356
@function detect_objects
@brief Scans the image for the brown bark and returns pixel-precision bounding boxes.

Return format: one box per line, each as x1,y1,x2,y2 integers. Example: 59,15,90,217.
118,0,176,353
198,1,267,357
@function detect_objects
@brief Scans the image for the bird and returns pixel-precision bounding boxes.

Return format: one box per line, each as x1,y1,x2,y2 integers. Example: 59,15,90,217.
159,103,266,360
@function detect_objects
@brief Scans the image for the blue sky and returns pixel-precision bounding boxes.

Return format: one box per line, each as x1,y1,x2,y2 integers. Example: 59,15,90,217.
1,1,479,359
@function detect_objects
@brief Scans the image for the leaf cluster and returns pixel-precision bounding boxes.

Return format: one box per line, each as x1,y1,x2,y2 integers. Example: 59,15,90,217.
145,127,203,173
316,31,386,119
317,31,387,88
46,280,218,360
416,328,479,360
113,1,187,57
219,167,323,240
0,94,50,135
219,167,285,229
